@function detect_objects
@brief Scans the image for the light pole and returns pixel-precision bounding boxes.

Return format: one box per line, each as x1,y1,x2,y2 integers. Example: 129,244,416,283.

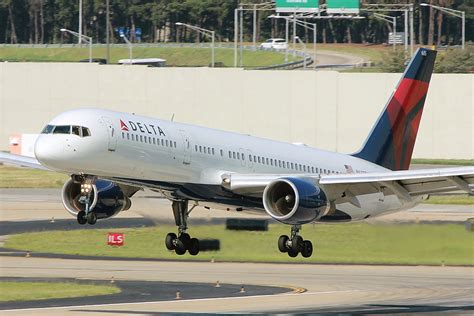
268,15,317,66
120,34,133,63
60,28,92,62
373,13,397,50
294,36,308,69
78,0,83,45
420,3,465,49
176,22,215,67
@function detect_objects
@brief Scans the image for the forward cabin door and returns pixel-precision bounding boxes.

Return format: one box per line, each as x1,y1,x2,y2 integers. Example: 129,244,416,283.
179,130,192,165
101,117,117,152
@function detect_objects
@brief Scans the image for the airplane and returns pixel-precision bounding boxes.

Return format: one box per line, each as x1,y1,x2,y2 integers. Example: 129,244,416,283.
1,48,473,258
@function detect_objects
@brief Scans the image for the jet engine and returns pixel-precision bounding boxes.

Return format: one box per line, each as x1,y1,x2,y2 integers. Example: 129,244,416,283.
262,177,331,225
61,178,132,220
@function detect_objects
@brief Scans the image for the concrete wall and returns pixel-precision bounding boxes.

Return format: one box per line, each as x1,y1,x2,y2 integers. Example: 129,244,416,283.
0,63,472,159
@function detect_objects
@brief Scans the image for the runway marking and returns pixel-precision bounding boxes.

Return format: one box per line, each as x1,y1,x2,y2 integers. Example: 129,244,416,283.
0,289,361,312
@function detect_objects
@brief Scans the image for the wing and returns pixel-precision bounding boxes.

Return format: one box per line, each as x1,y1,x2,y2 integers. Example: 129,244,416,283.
222,166,474,205
0,152,50,171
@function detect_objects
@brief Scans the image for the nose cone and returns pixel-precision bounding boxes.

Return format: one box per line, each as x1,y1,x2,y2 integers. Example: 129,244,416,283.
34,135,66,170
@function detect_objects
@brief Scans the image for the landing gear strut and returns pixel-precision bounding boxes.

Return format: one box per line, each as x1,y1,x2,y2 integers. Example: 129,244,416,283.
76,177,97,225
278,225,313,258
165,200,200,256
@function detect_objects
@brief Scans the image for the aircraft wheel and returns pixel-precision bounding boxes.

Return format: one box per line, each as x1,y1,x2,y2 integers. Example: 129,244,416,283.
188,238,200,256
179,233,191,247
291,235,303,253
301,240,313,258
165,233,177,250
278,235,289,253
86,212,97,225
77,211,87,225
288,249,298,258
175,240,187,255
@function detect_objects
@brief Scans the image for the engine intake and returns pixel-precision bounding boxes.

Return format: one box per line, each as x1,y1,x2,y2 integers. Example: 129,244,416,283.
62,178,131,220
263,177,331,225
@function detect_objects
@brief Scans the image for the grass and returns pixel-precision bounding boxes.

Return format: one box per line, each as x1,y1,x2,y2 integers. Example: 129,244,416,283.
5,223,473,266
424,195,474,205
0,281,120,302
0,46,297,68
411,159,474,166
0,165,67,188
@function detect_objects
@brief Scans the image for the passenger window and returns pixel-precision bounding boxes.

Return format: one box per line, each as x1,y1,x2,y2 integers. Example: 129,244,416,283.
140,135,143,142
220,149,223,156
144,137,147,144
249,155,253,162
53,125,70,134
153,138,156,145
232,152,236,159
204,147,207,154
237,152,240,159
165,140,168,147
258,157,261,163
266,158,269,165
72,126,81,136
212,148,215,155
195,145,198,151
127,134,130,140
228,151,231,158
41,125,55,134
81,127,91,137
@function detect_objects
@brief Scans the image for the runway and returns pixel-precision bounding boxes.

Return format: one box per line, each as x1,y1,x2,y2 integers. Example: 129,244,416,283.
1,257,472,315
1,188,473,315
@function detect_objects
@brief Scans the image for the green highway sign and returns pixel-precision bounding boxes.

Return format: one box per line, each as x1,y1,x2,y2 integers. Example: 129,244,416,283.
327,0,360,14
275,0,320,13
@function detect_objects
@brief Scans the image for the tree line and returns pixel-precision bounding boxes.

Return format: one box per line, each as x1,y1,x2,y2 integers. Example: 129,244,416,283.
0,0,472,46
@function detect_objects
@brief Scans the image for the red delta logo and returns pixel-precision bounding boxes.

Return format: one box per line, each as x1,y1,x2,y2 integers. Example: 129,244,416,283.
120,120,129,131
107,232,124,246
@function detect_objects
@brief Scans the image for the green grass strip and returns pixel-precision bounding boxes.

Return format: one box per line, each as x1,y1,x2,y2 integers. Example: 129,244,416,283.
424,195,474,205
5,223,473,266
0,281,120,302
0,166,68,188
411,159,474,166
0,46,297,68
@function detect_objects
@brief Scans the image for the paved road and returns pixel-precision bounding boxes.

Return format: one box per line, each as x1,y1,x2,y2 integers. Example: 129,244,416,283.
1,257,472,315
1,188,472,223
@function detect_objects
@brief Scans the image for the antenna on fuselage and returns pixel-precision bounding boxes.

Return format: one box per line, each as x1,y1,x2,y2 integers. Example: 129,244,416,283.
171,114,175,122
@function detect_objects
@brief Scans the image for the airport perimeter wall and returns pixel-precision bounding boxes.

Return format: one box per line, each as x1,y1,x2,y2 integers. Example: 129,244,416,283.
0,63,472,159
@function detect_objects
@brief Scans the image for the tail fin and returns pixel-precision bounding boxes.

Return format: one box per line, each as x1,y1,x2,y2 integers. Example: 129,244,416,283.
353,48,437,171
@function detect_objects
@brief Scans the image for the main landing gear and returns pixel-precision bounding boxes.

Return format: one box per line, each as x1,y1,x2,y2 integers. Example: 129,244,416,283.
278,225,313,258
76,177,97,226
165,200,200,256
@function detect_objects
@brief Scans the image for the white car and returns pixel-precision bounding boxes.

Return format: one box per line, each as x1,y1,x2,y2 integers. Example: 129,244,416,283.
260,38,288,50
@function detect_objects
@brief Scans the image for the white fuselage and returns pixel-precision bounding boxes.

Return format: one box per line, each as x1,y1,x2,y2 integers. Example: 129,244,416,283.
35,108,419,220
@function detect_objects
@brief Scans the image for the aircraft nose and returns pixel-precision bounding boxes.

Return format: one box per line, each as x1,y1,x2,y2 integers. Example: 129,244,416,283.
34,135,65,169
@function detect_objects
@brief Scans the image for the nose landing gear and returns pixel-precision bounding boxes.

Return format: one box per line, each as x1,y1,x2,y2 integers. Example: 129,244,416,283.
278,225,313,258
76,178,97,225
165,200,200,256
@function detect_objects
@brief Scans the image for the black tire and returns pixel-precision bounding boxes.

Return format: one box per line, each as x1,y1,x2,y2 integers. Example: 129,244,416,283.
291,235,303,253
288,249,298,258
86,212,97,225
301,240,313,258
175,240,186,255
188,238,200,256
278,235,289,253
77,211,87,225
179,233,191,246
165,233,177,250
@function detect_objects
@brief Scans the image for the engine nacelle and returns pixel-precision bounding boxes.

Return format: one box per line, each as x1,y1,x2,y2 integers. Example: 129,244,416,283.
62,178,131,220
263,177,331,225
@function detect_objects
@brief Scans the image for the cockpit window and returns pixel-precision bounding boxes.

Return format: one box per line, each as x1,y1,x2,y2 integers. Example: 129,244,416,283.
53,125,71,134
41,125,54,134
72,126,81,136
82,127,91,137
40,124,91,137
